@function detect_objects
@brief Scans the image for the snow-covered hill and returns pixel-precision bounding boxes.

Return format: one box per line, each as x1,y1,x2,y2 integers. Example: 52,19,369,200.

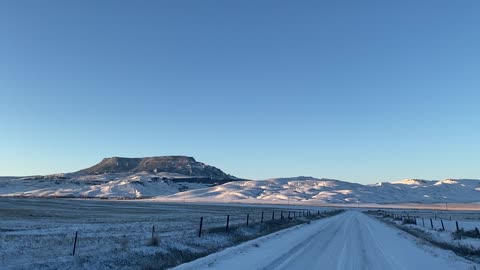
0,172,214,198
0,156,237,199
1,155,479,203
160,177,480,204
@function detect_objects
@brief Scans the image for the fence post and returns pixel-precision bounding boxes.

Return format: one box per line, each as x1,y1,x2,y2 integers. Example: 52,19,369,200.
440,220,445,231
281,211,284,220
272,212,275,220
72,231,78,256
152,225,155,240
226,215,230,232
198,217,203,237
246,214,249,226
318,210,320,215
288,211,291,219
430,218,433,229
261,211,264,223
422,218,425,227
456,221,459,232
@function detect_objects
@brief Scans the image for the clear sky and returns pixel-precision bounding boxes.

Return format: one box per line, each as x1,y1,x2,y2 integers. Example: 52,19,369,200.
1,0,479,183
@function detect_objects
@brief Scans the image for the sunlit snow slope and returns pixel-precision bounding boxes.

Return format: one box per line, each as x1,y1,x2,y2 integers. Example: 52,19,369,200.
0,156,235,199
162,176,480,204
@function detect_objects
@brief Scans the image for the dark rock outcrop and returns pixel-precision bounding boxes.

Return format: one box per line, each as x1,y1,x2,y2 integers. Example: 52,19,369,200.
76,156,232,179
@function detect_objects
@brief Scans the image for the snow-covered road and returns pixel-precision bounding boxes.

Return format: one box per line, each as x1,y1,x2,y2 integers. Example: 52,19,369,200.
173,211,479,270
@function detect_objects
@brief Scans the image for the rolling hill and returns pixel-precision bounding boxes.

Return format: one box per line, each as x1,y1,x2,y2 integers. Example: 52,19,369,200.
160,176,480,204
0,156,236,198
0,157,479,204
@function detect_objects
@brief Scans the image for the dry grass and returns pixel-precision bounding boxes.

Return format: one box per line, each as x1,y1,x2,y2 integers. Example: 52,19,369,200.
140,210,343,270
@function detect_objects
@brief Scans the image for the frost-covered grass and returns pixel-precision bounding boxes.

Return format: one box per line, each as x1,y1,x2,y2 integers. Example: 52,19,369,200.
0,198,338,269
367,209,480,262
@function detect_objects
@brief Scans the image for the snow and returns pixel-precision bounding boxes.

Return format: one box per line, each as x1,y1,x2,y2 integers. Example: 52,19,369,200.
0,172,212,198
376,210,480,250
0,198,313,269
173,211,479,270
1,175,479,206
0,197,479,269
159,177,480,204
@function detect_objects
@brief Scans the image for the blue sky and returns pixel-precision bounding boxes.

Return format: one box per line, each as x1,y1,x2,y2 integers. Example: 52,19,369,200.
1,1,479,183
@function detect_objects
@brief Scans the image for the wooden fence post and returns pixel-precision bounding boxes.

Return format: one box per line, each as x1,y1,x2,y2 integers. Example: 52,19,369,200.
272,212,275,220
281,211,284,220
261,211,264,223
430,218,433,229
152,225,155,240
226,215,230,232
72,231,78,256
440,220,445,231
198,217,203,237
246,214,249,226
422,218,425,227
456,221,459,232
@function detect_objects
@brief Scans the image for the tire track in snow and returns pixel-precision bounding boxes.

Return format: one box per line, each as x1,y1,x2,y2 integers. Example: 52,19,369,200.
262,213,348,270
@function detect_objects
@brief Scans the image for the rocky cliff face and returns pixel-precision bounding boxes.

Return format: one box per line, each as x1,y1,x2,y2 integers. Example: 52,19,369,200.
76,156,231,179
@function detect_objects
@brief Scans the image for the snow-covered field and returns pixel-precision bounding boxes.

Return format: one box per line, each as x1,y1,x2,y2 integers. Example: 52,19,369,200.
0,198,325,269
1,198,479,269
371,209,480,252
173,211,479,270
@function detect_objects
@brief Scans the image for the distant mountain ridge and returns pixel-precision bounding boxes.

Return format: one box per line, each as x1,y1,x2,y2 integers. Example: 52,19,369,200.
76,156,232,179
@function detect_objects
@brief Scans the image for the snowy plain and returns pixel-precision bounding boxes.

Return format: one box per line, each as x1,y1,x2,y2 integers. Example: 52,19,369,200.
0,198,479,269
0,198,323,269
173,211,479,270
